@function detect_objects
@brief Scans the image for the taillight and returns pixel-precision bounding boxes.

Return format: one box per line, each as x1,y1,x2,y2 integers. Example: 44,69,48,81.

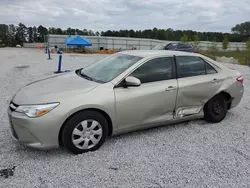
236,76,244,83
194,49,198,53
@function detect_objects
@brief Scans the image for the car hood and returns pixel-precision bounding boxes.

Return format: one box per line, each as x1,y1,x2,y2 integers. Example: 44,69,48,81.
12,72,100,105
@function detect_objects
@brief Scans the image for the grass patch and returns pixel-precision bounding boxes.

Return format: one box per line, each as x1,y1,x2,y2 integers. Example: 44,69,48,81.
200,51,250,65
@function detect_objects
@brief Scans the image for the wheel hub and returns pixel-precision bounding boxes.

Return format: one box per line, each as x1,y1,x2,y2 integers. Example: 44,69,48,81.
71,120,103,150
212,100,223,115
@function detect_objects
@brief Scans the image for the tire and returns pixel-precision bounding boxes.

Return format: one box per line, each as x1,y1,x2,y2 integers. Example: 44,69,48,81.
204,94,228,123
62,110,108,154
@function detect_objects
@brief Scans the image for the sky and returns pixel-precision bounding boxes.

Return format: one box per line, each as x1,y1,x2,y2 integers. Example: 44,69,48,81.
0,0,249,32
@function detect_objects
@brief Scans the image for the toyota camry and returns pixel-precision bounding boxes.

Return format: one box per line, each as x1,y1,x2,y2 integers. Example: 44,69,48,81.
8,50,244,154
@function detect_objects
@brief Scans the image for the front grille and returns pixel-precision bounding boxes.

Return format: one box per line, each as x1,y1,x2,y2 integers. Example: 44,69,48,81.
9,102,18,112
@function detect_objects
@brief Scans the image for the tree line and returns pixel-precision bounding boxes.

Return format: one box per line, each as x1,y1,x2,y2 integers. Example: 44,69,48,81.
0,22,249,47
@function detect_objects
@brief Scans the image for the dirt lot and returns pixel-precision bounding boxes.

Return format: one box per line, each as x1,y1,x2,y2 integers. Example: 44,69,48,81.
0,48,250,188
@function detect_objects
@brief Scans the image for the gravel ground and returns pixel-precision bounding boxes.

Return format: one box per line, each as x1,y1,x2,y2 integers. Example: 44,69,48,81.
0,48,250,188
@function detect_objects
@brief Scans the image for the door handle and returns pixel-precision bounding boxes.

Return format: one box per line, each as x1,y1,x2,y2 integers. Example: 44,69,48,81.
165,86,176,91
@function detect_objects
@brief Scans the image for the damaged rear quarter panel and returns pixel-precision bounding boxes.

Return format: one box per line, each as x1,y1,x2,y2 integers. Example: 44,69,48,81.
175,73,230,118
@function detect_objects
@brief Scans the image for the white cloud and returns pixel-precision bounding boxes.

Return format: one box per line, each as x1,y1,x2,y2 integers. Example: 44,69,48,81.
0,0,249,32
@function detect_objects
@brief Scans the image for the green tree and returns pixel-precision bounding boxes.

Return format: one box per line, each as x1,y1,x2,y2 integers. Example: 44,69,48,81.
128,29,135,37
246,37,250,51
245,37,250,64
16,23,27,45
192,34,200,42
83,29,88,35
74,29,80,35
152,27,158,39
95,31,100,36
37,25,48,42
66,27,73,35
2,23,250,46
27,27,34,43
180,34,189,42
48,27,56,34
70,28,76,35
222,36,229,50
232,21,250,35
8,24,16,46
165,28,174,40
33,26,37,42
192,34,200,48
157,29,167,40
88,30,95,36
0,24,9,45
56,28,63,35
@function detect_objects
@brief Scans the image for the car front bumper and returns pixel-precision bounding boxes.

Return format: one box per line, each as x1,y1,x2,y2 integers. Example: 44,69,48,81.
7,104,62,150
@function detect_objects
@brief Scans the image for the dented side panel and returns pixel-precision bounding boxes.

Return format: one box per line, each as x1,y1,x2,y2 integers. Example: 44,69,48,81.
175,73,226,118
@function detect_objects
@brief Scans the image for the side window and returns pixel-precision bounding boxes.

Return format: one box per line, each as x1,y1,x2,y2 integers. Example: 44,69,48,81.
166,43,177,50
205,62,217,74
130,57,174,84
178,44,191,49
176,56,206,78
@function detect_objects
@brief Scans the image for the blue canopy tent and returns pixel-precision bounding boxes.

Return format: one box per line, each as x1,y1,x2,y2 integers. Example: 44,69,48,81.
65,36,92,47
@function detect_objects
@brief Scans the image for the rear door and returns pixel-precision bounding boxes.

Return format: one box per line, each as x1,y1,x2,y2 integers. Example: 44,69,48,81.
174,55,223,117
114,57,177,131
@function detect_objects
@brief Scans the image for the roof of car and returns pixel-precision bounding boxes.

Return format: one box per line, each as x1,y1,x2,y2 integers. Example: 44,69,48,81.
160,42,190,45
120,50,198,58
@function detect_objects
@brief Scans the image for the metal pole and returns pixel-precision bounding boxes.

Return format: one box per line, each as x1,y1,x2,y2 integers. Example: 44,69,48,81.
57,53,62,72
47,47,52,60
45,45,48,54
98,36,100,50
54,53,62,73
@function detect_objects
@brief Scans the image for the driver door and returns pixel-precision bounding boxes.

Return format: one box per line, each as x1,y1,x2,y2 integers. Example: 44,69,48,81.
114,57,178,132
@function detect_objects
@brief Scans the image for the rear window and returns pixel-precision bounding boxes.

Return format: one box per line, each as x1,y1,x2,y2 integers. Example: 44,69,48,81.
178,43,192,49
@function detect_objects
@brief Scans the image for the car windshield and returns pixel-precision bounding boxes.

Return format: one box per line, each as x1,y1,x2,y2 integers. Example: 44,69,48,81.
151,43,167,50
80,53,142,83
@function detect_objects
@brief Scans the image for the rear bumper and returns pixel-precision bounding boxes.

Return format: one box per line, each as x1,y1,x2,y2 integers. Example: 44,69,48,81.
228,84,244,109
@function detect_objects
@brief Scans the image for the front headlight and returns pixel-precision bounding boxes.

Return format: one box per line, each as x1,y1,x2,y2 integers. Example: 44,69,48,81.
15,103,60,118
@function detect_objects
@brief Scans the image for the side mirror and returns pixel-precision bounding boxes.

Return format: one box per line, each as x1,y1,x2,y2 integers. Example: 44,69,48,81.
125,76,141,87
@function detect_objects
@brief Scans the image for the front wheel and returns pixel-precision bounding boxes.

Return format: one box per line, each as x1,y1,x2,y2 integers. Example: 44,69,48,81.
204,94,228,123
62,111,108,154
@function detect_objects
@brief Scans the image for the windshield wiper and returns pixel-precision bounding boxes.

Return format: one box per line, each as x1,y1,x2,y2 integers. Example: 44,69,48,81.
80,73,94,81
76,69,104,83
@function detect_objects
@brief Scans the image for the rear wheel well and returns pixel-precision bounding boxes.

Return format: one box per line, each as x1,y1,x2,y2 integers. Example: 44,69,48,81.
58,108,113,147
206,91,232,110
220,91,232,109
